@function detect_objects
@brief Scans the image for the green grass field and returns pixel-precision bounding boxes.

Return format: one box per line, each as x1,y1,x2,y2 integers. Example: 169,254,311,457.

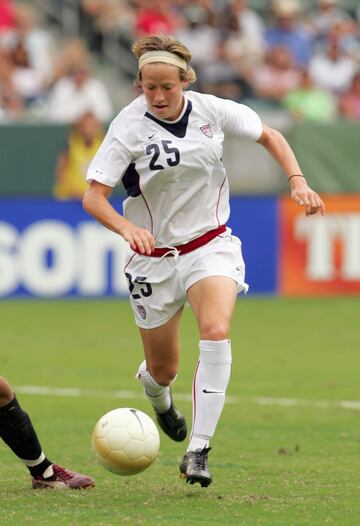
0,297,359,526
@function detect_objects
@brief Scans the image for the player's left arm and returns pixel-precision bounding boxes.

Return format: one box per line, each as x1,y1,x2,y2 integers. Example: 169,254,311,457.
256,124,325,216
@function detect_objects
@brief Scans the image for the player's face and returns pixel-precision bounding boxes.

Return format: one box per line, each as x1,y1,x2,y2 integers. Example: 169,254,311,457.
141,64,187,121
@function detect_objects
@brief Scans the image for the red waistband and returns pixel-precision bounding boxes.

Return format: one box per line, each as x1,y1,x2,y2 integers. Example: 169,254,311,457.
136,225,227,257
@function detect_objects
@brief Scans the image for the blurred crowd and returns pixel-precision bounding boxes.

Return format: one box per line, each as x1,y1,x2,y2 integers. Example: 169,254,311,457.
1,0,360,124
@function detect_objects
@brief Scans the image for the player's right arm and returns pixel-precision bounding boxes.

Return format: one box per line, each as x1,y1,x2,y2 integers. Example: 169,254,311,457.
83,180,155,255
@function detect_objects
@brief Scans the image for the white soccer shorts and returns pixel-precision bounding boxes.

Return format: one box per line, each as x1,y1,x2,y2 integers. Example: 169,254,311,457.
123,230,248,329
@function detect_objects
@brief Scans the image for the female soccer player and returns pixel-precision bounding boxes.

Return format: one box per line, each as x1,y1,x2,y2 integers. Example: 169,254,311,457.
0,376,94,488
83,34,325,487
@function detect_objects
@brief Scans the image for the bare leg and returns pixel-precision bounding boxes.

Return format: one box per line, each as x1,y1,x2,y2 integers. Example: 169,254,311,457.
139,306,184,386
187,276,237,341
136,307,187,441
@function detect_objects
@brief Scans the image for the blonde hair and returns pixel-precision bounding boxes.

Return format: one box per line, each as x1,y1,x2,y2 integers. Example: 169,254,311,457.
132,34,197,87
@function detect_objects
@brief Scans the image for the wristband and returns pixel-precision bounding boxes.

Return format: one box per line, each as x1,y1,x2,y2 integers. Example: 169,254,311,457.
288,174,304,182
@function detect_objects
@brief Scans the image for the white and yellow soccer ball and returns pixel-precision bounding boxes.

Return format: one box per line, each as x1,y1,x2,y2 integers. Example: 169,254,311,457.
92,408,160,476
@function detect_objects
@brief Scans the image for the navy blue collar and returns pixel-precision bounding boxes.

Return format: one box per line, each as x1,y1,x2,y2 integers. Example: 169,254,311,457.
145,100,192,138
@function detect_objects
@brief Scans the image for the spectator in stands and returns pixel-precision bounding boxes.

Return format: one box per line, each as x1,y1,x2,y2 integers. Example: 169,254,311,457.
309,35,358,95
177,4,248,100
222,0,265,85
225,0,265,45
79,0,106,54
310,0,351,44
0,0,16,44
53,111,104,199
51,37,89,84
14,4,55,81
199,38,249,101
252,46,300,104
176,5,218,62
47,61,113,123
325,19,360,59
266,0,312,67
10,40,46,107
0,43,23,120
175,5,220,90
134,0,181,37
283,68,337,121
80,0,136,54
339,71,360,120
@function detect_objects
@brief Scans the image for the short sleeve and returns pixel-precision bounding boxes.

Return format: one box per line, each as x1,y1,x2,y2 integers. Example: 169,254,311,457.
87,121,133,187
216,98,263,141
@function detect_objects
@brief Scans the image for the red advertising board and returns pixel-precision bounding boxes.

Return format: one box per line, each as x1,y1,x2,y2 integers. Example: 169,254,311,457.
280,195,360,295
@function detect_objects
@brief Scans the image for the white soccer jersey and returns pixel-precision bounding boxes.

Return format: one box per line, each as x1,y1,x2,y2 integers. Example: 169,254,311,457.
87,90,262,247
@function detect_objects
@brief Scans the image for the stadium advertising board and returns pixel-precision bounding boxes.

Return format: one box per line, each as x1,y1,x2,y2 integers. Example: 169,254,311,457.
3,195,359,298
280,195,360,295
0,199,129,298
0,197,277,298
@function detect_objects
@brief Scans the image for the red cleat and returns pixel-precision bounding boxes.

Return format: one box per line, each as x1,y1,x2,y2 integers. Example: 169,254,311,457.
32,464,95,489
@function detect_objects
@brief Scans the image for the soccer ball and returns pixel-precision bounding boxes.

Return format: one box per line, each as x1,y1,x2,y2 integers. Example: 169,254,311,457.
92,407,160,476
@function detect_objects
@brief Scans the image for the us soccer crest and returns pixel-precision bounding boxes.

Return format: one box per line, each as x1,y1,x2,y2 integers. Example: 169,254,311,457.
200,123,213,138
137,305,146,320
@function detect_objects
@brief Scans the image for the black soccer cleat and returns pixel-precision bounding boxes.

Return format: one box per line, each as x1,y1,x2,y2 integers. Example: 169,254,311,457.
155,402,187,442
179,447,212,487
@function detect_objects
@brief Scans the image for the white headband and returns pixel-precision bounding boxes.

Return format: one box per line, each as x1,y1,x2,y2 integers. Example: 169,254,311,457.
138,51,187,71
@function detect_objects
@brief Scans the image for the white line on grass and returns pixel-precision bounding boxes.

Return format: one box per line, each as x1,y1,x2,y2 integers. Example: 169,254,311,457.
14,385,360,411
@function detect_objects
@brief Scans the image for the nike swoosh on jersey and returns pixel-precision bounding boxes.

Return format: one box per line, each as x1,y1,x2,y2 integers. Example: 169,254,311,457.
202,389,224,394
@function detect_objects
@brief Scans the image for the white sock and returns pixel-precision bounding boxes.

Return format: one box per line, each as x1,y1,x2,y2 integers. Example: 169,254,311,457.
22,452,45,467
136,360,172,413
187,340,232,452
42,465,54,478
